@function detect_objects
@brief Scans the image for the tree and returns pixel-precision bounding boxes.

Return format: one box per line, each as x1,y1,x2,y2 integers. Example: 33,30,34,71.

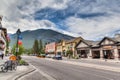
39,39,45,55
12,45,25,56
33,39,39,55
24,48,32,55
6,40,10,54
66,50,73,58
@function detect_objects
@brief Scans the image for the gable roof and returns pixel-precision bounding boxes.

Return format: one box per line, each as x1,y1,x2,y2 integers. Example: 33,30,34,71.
76,39,100,48
98,37,118,45
65,37,83,44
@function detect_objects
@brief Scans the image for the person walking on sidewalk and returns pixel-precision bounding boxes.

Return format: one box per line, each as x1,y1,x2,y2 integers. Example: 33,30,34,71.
1,53,4,59
0,52,4,59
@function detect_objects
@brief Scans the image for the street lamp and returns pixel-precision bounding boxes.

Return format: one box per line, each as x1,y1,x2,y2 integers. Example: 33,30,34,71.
16,29,21,57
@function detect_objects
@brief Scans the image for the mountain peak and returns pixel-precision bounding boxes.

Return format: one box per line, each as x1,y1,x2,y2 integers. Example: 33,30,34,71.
10,29,74,49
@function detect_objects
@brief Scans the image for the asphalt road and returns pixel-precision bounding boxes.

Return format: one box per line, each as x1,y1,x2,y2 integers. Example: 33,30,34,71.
22,56,120,80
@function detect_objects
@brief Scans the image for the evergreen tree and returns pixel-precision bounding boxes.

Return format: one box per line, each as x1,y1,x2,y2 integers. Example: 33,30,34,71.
24,48,32,55
39,40,45,55
33,39,39,55
39,40,43,51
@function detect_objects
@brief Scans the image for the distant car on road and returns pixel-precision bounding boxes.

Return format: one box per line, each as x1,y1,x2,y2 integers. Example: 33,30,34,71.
52,55,62,60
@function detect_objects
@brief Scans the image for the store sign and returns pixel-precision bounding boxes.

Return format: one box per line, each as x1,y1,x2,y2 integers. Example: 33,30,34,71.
16,48,19,52
103,46,112,49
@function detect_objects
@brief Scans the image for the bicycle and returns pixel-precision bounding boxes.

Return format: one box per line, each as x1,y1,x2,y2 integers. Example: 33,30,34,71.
1,60,17,72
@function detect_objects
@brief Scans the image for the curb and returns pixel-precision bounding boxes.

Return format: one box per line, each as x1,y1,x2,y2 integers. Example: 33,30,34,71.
13,65,36,80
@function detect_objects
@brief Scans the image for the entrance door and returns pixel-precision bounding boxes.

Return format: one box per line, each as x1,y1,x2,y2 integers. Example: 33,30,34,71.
103,50,114,59
92,51,100,59
80,50,88,58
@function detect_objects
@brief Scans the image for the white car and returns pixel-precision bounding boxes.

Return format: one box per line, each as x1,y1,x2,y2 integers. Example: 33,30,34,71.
46,54,55,58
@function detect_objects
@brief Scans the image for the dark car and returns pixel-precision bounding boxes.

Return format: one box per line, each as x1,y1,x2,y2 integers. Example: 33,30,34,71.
52,55,62,60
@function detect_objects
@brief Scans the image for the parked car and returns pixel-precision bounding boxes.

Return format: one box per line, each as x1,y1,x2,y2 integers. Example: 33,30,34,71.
46,54,55,58
52,55,62,60
39,54,46,58
46,54,52,58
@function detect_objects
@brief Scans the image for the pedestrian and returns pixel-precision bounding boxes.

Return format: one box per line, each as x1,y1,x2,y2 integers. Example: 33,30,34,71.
79,54,81,59
0,52,2,59
1,53,4,59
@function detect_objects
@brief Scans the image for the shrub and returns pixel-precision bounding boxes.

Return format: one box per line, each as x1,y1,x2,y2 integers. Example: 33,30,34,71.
19,60,29,66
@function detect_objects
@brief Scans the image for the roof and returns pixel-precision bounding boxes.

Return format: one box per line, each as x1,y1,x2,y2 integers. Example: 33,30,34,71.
114,37,120,42
56,43,62,46
76,39,100,48
98,37,118,45
65,37,83,44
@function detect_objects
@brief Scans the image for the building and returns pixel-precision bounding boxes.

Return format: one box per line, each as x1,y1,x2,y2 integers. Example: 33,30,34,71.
56,37,83,56
56,40,66,56
98,35,120,60
45,42,56,55
76,34,120,60
76,39,100,58
0,16,7,55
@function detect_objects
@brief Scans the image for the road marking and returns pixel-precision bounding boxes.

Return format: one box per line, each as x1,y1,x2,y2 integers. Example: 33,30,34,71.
30,64,56,80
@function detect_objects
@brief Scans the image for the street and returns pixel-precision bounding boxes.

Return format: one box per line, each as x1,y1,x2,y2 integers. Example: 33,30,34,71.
21,56,120,80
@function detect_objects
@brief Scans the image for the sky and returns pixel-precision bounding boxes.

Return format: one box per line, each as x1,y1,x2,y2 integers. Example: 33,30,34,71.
1,0,120,40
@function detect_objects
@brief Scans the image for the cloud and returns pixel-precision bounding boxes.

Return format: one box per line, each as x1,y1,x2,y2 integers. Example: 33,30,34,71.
0,0,69,33
1,0,120,40
64,14,120,40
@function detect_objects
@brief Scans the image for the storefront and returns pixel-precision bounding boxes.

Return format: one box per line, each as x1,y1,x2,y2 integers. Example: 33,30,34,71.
77,48,89,58
98,37,119,59
76,40,99,58
102,46,114,59
92,49,100,59
117,46,120,59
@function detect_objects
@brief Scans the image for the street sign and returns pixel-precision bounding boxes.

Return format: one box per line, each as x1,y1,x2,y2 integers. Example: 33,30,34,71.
16,48,19,52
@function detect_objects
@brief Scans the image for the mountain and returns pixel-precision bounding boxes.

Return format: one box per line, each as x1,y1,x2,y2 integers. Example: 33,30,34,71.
10,29,74,49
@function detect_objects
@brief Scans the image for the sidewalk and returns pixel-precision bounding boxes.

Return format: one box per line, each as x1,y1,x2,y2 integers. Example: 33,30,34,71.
0,57,36,80
63,57,120,63
62,57,120,68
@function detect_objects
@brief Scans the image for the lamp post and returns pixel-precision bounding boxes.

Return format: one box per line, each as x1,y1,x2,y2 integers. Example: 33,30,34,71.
16,29,21,57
